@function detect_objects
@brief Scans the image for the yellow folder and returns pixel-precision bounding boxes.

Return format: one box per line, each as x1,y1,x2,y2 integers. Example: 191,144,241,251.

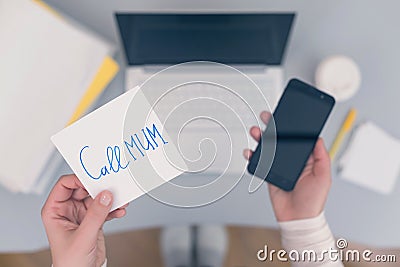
32,0,62,18
32,0,119,125
67,57,119,124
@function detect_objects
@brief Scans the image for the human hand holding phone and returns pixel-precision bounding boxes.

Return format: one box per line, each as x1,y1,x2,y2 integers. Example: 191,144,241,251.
243,111,332,222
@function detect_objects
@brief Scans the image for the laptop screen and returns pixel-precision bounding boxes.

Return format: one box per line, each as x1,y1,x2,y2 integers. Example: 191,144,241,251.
115,13,295,66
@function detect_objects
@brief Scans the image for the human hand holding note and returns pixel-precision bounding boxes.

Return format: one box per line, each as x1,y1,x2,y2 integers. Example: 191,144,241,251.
51,86,186,210
45,86,185,266
41,175,128,267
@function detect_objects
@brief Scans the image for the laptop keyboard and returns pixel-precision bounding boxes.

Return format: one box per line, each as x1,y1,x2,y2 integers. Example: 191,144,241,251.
140,75,279,131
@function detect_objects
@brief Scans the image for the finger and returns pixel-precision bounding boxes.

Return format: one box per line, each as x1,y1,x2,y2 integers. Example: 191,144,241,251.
46,175,84,203
84,199,128,211
312,138,331,174
75,190,113,250
250,126,262,142
72,187,89,201
313,139,329,162
106,209,127,221
119,203,129,209
83,196,94,210
243,149,253,160
85,198,127,221
105,203,128,220
305,154,315,166
83,192,130,210
260,111,272,125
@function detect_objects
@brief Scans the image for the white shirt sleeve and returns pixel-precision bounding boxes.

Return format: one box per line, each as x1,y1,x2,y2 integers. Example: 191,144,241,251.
278,212,344,267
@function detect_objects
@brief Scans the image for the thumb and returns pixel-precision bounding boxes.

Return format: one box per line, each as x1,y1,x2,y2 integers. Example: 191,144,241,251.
76,190,113,248
312,139,331,176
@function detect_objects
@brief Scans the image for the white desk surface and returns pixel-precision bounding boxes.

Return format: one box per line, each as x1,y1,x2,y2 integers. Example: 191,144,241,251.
1,0,400,252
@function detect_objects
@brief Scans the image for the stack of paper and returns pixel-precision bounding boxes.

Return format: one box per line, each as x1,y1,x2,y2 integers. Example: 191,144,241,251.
339,122,400,194
0,0,119,194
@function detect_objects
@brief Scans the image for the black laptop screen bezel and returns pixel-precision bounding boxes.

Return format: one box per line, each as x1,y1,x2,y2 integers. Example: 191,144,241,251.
115,13,295,66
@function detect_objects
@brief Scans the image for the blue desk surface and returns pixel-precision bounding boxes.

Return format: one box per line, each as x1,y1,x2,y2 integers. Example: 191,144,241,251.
1,0,400,252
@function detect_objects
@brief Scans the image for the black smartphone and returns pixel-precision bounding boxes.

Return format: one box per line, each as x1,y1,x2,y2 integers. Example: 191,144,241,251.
247,79,335,191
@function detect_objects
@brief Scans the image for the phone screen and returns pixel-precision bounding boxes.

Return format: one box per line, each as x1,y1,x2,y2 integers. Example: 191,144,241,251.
248,79,335,191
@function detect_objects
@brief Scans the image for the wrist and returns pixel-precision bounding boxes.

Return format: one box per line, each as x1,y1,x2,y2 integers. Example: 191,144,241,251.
52,258,107,267
278,211,335,249
275,210,323,223
52,260,107,267
278,211,325,229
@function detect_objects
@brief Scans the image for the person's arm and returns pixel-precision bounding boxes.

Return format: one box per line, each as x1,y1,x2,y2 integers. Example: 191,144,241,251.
42,175,128,267
244,111,343,266
279,212,343,266
52,259,106,267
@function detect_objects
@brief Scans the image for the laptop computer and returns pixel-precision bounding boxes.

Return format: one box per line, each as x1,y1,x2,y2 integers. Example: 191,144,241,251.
115,13,295,174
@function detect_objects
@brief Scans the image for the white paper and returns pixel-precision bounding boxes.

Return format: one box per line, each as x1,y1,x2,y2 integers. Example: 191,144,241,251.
0,0,112,193
339,122,400,194
51,87,186,210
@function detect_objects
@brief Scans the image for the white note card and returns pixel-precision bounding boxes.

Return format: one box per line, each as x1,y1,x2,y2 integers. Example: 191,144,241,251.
51,87,186,210
339,122,400,194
